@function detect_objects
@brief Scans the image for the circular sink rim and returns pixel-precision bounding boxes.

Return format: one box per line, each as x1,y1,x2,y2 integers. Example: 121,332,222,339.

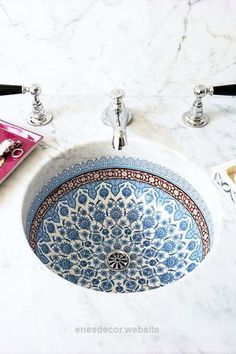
25,155,214,241
24,156,216,292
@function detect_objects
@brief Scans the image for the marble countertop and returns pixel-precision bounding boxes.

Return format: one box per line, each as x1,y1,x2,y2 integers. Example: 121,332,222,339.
0,1,236,353
0,0,235,96
1,95,236,354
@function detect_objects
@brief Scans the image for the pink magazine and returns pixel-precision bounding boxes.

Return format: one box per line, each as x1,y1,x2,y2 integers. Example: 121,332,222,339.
0,119,43,184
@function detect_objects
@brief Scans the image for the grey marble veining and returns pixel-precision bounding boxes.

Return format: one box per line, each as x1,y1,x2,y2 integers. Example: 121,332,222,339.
0,0,235,96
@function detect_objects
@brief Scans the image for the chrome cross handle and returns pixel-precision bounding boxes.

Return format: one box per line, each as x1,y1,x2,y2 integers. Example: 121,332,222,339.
182,84,236,128
0,83,53,126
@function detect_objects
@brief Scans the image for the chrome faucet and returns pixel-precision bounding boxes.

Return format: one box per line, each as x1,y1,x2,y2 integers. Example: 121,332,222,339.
0,83,53,126
182,84,236,127
23,83,53,126
102,89,132,150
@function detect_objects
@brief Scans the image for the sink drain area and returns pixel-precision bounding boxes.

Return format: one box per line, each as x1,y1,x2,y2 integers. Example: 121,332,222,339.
106,251,130,271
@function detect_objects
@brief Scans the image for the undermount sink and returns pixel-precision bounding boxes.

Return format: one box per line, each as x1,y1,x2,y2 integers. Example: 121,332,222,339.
22,139,220,293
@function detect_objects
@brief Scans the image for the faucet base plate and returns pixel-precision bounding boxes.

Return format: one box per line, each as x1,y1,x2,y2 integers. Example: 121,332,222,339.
28,112,53,126
182,111,209,128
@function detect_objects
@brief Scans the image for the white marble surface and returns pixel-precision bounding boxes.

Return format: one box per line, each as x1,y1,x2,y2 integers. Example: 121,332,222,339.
0,0,235,96
0,1,236,353
0,95,236,354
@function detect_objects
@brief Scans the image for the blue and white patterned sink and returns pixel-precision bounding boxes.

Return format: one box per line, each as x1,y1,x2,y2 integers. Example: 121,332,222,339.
23,141,219,293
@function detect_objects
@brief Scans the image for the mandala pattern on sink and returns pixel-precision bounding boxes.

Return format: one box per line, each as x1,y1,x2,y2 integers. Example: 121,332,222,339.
27,158,213,293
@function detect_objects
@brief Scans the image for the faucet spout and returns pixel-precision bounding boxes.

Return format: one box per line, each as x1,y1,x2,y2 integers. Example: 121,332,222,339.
102,89,132,150
112,128,127,150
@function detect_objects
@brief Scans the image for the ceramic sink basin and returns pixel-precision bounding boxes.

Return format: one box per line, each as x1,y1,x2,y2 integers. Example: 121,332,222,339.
22,139,220,293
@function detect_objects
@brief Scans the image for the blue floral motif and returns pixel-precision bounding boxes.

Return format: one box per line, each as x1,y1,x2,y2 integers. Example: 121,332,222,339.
101,280,113,292
142,216,155,229
79,248,92,259
188,241,196,251
111,226,122,237
124,228,132,236
157,251,166,261
125,280,137,291
80,279,88,287
78,194,87,205
58,259,72,270
116,285,124,292
52,245,60,253
93,209,106,223
109,207,122,221
118,200,125,209
71,254,78,261
175,271,183,278
159,272,174,284
143,248,156,258
65,274,79,284
66,228,79,240
145,208,154,216
156,265,165,273
41,244,50,254
59,228,66,236
104,245,112,253
59,242,73,254
132,233,142,243
180,220,188,231
187,263,196,272
98,202,105,210
80,209,87,216
83,268,95,278
145,192,154,203
164,257,178,268
80,260,87,267
149,259,156,266
155,227,168,239
154,240,162,248
122,187,132,197
92,233,102,243
92,278,100,286
78,217,91,230
54,265,61,272
142,267,153,277
99,187,109,198
71,214,78,223
127,209,139,223
46,223,55,233
59,206,69,217
162,241,176,253
165,205,174,214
